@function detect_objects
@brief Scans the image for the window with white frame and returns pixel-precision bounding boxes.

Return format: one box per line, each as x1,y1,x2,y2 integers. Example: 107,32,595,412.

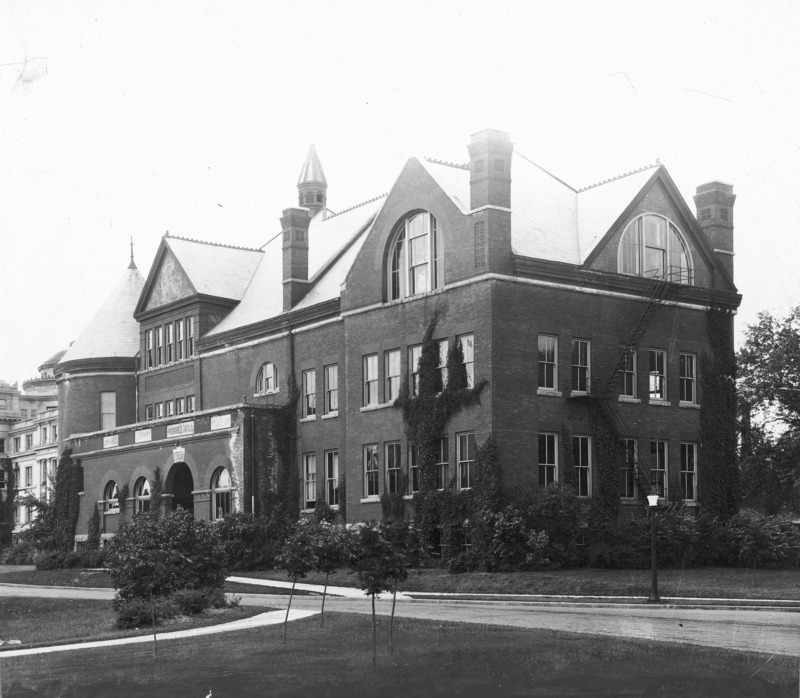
457,432,475,489
41,426,48,443
104,481,119,511
145,404,154,421
435,339,449,392
99,391,116,430
176,319,185,360
211,467,232,520
363,444,379,498
680,443,697,501
155,326,163,365
620,348,637,398
458,334,474,388
363,354,378,406
186,317,195,356
134,476,151,513
166,323,174,363
680,353,696,403
571,339,591,393
649,349,666,400
409,444,420,494
145,329,154,368
256,362,278,394
436,436,449,490
187,395,195,412
52,424,57,441
303,453,317,508
389,212,444,300
25,466,32,488
573,435,591,497
650,440,667,498
13,437,20,453
618,213,692,284
408,345,422,397
25,434,32,450
538,335,558,390
325,450,339,506
175,397,184,415
620,438,638,499
385,442,402,494
324,364,338,414
165,400,174,418
302,369,316,418
155,402,164,420
538,433,557,486
385,350,401,403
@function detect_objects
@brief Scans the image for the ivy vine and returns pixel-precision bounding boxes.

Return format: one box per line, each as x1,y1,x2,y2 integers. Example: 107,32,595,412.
0,457,15,547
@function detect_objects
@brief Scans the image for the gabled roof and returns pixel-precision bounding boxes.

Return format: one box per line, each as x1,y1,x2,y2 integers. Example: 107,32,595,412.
58,265,145,364
205,195,386,337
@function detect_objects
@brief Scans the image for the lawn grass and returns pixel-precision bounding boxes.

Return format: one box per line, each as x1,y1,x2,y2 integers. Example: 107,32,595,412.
1,611,796,697
0,597,267,649
236,565,800,599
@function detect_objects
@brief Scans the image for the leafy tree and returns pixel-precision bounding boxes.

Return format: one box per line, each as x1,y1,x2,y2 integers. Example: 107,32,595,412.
380,520,417,650
277,518,317,640
311,521,350,627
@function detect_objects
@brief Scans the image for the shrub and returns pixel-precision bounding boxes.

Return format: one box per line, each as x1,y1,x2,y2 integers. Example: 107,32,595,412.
105,508,226,604
172,588,226,615
114,596,175,629
522,483,584,568
0,540,37,565
488,506,530,571
730,512,800,569
34,550,68,570
215,512,288,571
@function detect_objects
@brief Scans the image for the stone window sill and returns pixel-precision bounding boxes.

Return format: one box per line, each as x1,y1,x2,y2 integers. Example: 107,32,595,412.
359,497,381,504
299,416,316,423
618,396,641,404
536,388,562,397
679,401,701,410
360,402,393,413
254,389,280,398
321,411,339,420
649,399,672,407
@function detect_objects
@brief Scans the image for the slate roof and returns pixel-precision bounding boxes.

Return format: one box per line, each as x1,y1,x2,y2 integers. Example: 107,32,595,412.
58,266,145,364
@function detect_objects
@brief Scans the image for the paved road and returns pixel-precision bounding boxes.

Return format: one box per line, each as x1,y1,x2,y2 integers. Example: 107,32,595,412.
3,583,799,657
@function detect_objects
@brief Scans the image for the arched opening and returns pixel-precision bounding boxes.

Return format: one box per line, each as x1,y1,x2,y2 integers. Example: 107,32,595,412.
167,462,194,514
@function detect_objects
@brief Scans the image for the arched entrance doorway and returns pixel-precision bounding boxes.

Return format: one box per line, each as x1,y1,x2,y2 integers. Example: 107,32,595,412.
167,462,194,514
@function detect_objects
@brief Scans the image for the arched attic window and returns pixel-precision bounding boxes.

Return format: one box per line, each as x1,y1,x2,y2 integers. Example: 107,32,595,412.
255,362,278,394
211,467,232,520
618,214,693,284
389,212,443,300
134,476,151,513
104,481,119,512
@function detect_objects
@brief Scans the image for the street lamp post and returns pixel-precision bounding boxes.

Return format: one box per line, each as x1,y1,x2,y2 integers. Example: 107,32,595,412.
647,489,660,603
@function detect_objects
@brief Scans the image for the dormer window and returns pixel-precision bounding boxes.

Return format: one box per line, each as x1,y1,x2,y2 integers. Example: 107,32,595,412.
618,214,692,285
389,212,443,300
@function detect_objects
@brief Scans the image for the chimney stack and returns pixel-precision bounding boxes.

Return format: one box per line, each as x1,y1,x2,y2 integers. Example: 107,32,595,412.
281,207,311,311
467,129,513,210
694,181,735,281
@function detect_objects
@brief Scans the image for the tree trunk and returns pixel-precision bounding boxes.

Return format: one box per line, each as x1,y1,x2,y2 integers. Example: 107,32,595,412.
371,594,377,672
752,557,757,586
390,578,398,652
320,571,329,627
284,576,296,642
151,589,158,659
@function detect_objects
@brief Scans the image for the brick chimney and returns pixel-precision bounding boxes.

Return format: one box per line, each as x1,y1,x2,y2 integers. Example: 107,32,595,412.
467,129,513,210
694,181,735,281
281,207,311,311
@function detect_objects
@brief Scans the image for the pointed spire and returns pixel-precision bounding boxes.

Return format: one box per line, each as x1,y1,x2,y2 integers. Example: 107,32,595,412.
297,145,328,217
297,144,327,187
128,236,137,269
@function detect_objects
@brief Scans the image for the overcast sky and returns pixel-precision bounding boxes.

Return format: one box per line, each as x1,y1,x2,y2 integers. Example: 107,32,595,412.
1,1,799,385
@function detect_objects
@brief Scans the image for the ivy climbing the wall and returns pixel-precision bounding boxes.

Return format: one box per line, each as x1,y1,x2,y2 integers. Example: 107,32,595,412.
0,456,16,547
27,448,82,552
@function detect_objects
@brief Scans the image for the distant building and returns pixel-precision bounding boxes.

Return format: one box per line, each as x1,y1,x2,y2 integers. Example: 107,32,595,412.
58,130,740,547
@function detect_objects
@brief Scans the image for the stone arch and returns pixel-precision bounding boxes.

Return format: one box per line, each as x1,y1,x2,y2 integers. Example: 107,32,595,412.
162,450,200,515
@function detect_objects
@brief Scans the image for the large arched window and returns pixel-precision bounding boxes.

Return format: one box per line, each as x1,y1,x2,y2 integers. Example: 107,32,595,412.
255,362,278,394
211,467,232,521
134,476,151,513
389,212,443,300
618,214,692,284
104,481,119,512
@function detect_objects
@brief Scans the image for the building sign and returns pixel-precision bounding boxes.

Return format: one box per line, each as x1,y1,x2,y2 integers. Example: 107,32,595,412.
134,429,152,443
167,421,195,438
173,447,186,464
210,414,232,430
103,435,119,449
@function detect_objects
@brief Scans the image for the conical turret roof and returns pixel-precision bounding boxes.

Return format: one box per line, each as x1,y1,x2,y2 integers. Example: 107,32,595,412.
297,144,327,186
58,265,145,366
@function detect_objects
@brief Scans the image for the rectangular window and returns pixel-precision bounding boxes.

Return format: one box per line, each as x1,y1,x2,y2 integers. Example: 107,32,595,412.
155,326,163,366
649,349,666,400
363,354,378,406
650,440,667,498
363,444,379,498
25,434,33,450
145,404,153,421
458,334,474,388
187,395,195,412
680,353,696,403
176,320,185,360
435,339,449,392
457,432,475,489
325,450,339,506
175,397,185,415
100,391,116,430
324,364,338,414
573,435,591,497
620,348,637,398
303,453,317,509
436,436,449,490
538,335,558,390
386,442,402,494
165,400,174,418
145,329,154,368
409,445,420,494
620,438,638,499
166,323,174,363
302,369,316,418
409,345,422,397
40,460,47,487
41,426,47,443
14,437,21,453
186,317,195,356
385,349,401,403
52,425,57,441
571,339,591,393
25,466,32,488
538,432,557,486
155,402,164,419
681,443,697,501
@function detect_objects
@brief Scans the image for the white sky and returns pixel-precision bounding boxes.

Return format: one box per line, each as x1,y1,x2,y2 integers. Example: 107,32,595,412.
1,0,799,385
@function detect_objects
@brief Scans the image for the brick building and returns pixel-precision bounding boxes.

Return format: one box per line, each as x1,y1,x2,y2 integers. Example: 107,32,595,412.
56,130,740,545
